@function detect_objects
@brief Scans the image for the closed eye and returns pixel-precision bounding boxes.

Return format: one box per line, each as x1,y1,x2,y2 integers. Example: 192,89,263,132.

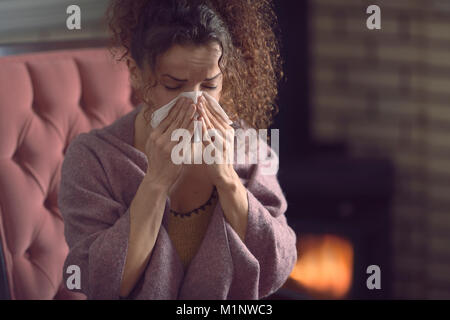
202,85,217,90
164,85,217,91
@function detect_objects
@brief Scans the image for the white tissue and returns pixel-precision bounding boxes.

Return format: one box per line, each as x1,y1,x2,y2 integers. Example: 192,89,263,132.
150,91,233,142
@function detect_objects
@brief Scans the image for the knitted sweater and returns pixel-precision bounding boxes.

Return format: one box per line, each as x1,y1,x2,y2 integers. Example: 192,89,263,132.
58,105,297,300
167,189,217,270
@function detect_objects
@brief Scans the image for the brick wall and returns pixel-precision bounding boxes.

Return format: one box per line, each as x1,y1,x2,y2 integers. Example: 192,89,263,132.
309,0,450,299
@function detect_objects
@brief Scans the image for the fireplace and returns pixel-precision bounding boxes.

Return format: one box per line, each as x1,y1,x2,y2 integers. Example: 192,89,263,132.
267,148,394,300
263,1,395,300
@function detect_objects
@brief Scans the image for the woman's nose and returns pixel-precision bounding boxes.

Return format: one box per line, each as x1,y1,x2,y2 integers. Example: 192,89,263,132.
184,84,202,93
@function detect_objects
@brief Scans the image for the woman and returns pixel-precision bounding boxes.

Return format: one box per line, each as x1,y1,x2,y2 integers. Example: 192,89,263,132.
59,0,297,299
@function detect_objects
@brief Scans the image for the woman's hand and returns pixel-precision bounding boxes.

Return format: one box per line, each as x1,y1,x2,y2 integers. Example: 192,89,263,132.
196,94,236,188
144,97,197,192
197,94,249,242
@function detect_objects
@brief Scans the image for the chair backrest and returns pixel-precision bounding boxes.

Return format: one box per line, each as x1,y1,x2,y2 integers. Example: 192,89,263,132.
0,47,135,299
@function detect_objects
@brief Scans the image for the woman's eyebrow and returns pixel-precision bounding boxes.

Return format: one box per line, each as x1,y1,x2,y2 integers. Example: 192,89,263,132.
162,72,222,82
205,72,222,81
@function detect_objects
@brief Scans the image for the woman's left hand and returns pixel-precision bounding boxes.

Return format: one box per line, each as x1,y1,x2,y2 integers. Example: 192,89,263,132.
196,94,249,242
196,94,236,188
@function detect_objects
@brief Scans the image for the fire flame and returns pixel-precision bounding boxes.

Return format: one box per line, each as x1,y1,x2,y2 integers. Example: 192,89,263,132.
288,234,354,299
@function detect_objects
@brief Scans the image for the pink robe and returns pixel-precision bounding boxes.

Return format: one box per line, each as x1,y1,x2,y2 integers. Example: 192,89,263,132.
58,105,297,299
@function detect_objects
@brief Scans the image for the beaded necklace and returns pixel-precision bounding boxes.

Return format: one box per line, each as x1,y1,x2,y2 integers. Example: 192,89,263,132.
169,186,218,218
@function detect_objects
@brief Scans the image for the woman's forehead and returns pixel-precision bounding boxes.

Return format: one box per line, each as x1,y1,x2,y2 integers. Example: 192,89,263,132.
156,43,222,75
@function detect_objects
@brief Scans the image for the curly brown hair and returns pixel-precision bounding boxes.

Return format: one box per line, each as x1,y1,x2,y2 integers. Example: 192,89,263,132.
106,0,284,130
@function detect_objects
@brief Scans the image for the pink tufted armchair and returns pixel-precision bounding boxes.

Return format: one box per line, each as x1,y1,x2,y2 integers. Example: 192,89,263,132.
0,42,136,299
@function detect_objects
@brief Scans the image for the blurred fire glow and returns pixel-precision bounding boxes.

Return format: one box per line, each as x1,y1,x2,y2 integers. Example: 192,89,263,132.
288,234,354,299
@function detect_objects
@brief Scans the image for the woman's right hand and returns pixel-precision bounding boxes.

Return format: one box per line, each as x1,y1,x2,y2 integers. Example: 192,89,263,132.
144,97,197,192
